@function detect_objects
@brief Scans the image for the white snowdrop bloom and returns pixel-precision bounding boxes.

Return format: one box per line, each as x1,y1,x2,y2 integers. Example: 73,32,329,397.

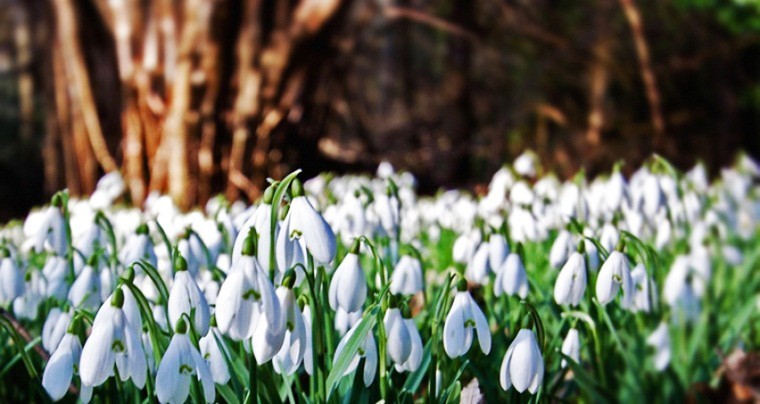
655,216,672,250
599,223,619,255
42,307,72,353
549,230,573,269
333,319,378,387
215,242,282,341
488,233,510,270
384,307,412,367
273,286,307,376
452,230,481,264
374,188,400,238
630,263,656,313
509,207,539,243
377,161,395,179
499,329,544,394
80,288,147,389
168,254,211,337
663,255,700,322
233,194,277,271
42,255,68,300
0,250,24,305
199,326,230,384
443,285,491,358
510,181,535,206
13,270,45,320
465,242,491,285
642,174,664,218
177,236,203,276
583,237,600,272
554,251,587,306
689,247,712,298
68,260,101,312
279,179,337,265
561,328,580,368
514,151,537,177
303,305,314,375
328,247,367,313
494,253,529,299
250,289,287,365
23,204,67,256
390,255,424,296
335,191,368,245
275,207,308,279
596,250,634,306
156,319,215,404
604,171,628,213
686,162,709,192
119,224,157,268
395,317,423,373
42,331,82,401
334,307,362,336
646,322,671,371
89,171,125,209
722,244,743,266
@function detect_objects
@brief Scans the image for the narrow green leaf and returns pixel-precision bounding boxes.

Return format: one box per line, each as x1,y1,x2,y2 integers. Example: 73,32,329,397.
326,306,379,399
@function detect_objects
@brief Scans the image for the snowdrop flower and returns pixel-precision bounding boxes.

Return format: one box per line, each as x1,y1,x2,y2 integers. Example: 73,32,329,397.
333,319,377,387
630,263,656,312
465,242,491,285
514,150,537,177
390,255,423,296
168,253,211,337
596,249,634,306
42,326,82,401
273,283,307,376
42,307,72,353
374,184,401,238
549,230,573,269
554,250,587,306
199,323,231,384
384,306,412,367
642,174,663,218
279,179,337,265
329,241,367,313
599,223,619,255
334,307,362,336
395,315,423,373
13,270,45,320
494,251,529,299
604,171,628,213
663,255,700,322
233,186,277,271
119,224,157,268
561,328,581,368
156,319,215,403
443,281,491,358
249,283,287,364
0,248,24,305
24,199,67,256
488,233,510,269
79,288,147,389
500,329,544,394
89,171,125,209
646,322,671,371
68,256,101,311
303,305,314,375
42,255,68,300
452,230,481,264
216,231,283,341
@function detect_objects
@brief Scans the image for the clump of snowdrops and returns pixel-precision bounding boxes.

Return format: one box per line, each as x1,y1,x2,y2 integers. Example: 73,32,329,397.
0,152,758,402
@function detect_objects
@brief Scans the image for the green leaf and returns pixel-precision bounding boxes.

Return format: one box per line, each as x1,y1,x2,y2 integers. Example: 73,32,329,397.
439,359,469,403
217,383,241,404
0,335,41,378
561,354,610,402
401,341,432,394
325,306,379,399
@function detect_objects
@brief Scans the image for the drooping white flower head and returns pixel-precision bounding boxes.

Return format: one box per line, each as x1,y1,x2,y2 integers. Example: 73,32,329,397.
42,307,73,353
334,307,362,337
554,251,587,306
395,316,423,373
596,250,634,307
156,319,215,403
629,263,657,313
0,248,24,305
549,230,573,269
79,287,147,390
333,319,377,387
514,150,537,177
68,256,102,312
168,253,211,336
215,232,283,341
443,283,491,358
500,329,544,394
42,255,68,300
272,285,307,376
646,322,671,371
488,233,510,270
199,325,231,384
328,242,367,313
42,329,82,401
384,307,412,368
389,255,423,296
119,224,157,268
560,328,581,368
465,242,491,285
495,252,529,299
279,179,337,265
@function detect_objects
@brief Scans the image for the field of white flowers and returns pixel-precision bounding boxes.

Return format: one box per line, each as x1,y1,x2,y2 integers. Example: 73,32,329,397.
0,152,758,402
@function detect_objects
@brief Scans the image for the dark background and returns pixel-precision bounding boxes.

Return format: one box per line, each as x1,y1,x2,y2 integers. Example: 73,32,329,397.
0,0,759,220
